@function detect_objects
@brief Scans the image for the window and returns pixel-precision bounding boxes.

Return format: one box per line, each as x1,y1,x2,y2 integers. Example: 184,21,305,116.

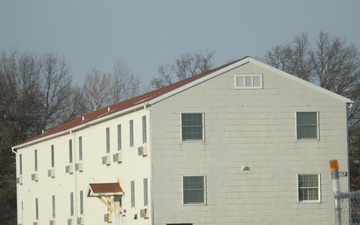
69,140,73,163
70,192,74,216
80,190,84,215
298,174,320,202
130,120,134,147
117,124,122,151
19,154,22,175
143,178,148,206
234,74,263,89
52,195,56,218
131,180,135,207
34,150,38,172
296,112,318,139
35,198,39,220
106,127,110,153
181,113,204,141
183,176,206,204
142,116,147,144
79,136,83,161
51,145,55,168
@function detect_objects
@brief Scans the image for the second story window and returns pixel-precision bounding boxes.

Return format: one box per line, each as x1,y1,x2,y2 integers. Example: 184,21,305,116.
181,113,204,141
296,112,318,139
130,120,134,147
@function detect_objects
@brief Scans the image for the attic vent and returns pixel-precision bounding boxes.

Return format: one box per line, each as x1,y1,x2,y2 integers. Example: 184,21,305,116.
234,74,263,89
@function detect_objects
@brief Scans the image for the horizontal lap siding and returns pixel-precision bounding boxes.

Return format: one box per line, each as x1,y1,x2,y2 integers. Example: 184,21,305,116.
150,63,348,225
16,110,151,225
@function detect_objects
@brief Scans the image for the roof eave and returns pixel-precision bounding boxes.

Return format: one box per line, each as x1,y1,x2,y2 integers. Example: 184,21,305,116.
12,103,145,151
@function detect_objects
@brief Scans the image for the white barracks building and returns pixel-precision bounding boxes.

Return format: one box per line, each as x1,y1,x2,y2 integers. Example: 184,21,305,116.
13,57,351,225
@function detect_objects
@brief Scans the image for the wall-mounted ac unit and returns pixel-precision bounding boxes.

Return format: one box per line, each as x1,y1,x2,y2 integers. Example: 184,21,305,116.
75,162,84,172
65,165,74,174
113,152,122,163
77,216,84,225
138,146,148,157
49,219,56,225
103,155,111,166
48,169,55,178
31,173,38,182
33,222,39,225
67,218,74,225
104,213,112,223
140,208,149,219
17,176,23,185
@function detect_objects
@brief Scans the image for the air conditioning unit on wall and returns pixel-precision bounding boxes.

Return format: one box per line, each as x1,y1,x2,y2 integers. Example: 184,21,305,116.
75,162,83,172
113,152,122,163
31,173,39,182
67,218,74,225
102,155,112,166
65,165,74,174
138,146,148,157
48,169,55,178
77,216,84,225
140,208,149,219
104,213,112,223
17,176,23,185
49,219,56,225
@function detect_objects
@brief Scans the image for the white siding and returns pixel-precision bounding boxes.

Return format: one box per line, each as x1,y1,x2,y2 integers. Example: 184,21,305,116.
150,62,349,225
16,110,151,225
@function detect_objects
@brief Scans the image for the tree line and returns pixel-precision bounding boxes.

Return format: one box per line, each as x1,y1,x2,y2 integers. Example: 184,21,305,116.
1,32,359,224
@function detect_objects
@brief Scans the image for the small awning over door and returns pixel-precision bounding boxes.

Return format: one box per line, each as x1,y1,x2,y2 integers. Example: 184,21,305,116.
87,180,125,215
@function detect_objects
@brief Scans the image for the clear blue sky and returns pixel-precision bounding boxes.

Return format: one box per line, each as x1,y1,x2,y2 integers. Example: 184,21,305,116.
1,1,359,85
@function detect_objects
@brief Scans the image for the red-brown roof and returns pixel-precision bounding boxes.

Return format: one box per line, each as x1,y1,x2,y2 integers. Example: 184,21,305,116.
17,59,242,146
88,182,124,197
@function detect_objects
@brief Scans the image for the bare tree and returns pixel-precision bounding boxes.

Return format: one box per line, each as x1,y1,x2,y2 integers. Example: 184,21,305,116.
263,32,360,190
111,61,141,104
78,60,141,113
151,50,215,89
0,49,75,224
41,53,73,129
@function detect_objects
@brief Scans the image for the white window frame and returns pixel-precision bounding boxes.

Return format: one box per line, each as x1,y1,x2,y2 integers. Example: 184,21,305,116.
182,176,207,205
181,113,205,142
234,74,263,89
296,111,319,140
297,174,321,203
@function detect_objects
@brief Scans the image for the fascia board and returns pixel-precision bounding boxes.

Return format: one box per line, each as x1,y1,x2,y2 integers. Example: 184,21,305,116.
248,58,353,103
147,57,251,105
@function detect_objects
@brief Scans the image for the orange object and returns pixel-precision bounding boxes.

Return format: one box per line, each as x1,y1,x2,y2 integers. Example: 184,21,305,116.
330,160,339,171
